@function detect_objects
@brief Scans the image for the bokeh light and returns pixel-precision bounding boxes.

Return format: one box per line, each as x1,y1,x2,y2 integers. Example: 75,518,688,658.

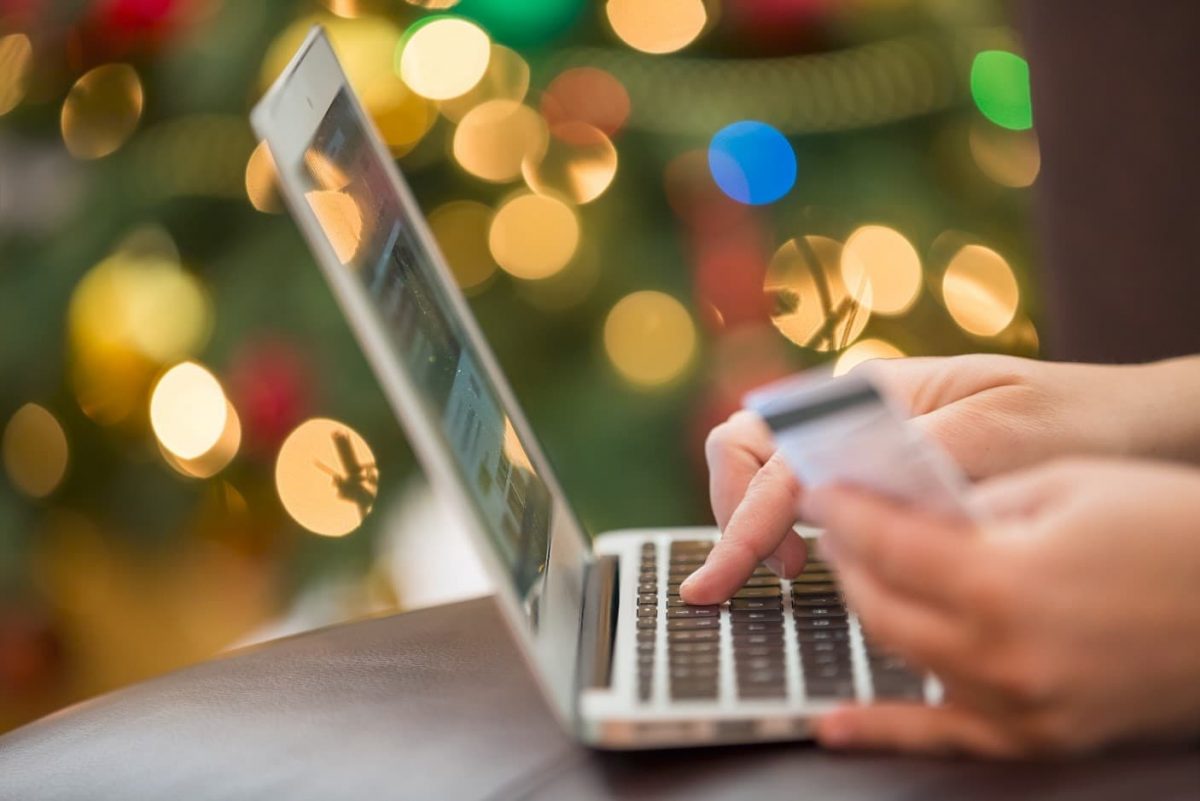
968,119,1040,188
305,190,364,264
453,100,548,183
766,235,872,352
405,0,461,7
604,291,697,387
0,33,34,117
942,244,1020,336
541,67,631,137
3,404,69,499
245,141,282,214
150,362,230,461
522,122,618,205
429,200,497,291
970,50,1033,131
841,225,922,316
161,401,241,479
606,0,708,55
398,16,491,101
262,15,435,155
489,193,579,279
832,338,905,377
708,121,797,206
68,245,213,425
60,64,145,160
455,0,584,47
438,44,529,123
275,418,378,538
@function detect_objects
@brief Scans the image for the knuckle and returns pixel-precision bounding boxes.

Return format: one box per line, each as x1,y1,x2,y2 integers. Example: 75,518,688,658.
986,648,1056,708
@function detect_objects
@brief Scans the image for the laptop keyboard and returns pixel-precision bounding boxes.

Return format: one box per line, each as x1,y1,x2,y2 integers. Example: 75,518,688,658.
635,539,924,705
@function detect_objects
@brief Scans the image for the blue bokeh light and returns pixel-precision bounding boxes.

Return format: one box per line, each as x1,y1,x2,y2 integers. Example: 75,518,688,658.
707,121,797,206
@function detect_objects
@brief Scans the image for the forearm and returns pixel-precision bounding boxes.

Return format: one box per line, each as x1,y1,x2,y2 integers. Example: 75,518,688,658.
1122,355,1200,465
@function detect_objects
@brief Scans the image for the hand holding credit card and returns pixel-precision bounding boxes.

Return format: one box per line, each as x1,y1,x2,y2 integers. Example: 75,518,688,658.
744,368,976,521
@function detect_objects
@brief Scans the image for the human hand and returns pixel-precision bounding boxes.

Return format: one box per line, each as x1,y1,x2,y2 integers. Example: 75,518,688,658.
806,458,1200,757
681,354,1189,605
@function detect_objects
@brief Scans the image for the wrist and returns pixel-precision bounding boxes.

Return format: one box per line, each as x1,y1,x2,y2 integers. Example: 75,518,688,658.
1119,356,1200,465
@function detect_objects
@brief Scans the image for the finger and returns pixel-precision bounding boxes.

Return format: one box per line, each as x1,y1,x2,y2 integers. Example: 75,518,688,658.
803,485,975,608
681,452,801,604
815,703,1018,758
829,552,968,679
706,411,777,530
969,461,1080,521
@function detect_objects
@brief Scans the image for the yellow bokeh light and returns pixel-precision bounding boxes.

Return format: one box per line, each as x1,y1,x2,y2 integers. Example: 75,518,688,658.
841,225,923,316
439,44,529,123
0,33,34,117
150,362,229,461
832,338,905,377
942,244,1020,337
306,190,364,264
522,122,618,205
604,291,698,387
276,418,378,538
61,63,144,159
766,236,873,352
3,404,69,499
246,141,282,214
453,100,548,183
261,15,435,155
489,193,580,280
161,400,241,479
429,200,496,291
606,0,708,55
405,0,460,6
399,17,491,101
968,119,1040,188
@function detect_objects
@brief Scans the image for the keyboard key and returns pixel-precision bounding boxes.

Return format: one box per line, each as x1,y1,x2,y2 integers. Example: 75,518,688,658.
806,678,855,699
666,606,718,618
668,628,719,643
792,582,839,595
730,598,783,610
792,572,836,584
795,628,849,643
790,594,842,607
637,618,656,629
732,643,785,659
636,606,657,618
638,593,658,605
667,616,720,631
732,632,784,647
671,684,718,701
729,609,783,622
742,575,783,588
794,617,850,631
793,610,848,624
638,582,658,594
667,641,720,656
732,586,783,599
670,666,719,681
806,663,853,681
731,620,783,634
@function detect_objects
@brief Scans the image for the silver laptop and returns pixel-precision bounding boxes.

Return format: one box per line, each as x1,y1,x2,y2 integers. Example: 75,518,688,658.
252,28,932,749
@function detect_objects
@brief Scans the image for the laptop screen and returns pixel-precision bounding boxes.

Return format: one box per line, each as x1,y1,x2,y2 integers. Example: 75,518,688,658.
299,88,551,602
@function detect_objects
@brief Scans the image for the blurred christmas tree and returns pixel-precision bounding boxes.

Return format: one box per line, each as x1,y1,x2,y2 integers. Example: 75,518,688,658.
0,0,1037,729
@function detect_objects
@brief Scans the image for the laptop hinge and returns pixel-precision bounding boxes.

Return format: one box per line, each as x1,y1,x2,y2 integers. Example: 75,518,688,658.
577,554,619,690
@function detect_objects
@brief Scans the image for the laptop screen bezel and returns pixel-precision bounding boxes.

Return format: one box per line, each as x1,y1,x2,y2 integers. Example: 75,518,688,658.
251,28,591,730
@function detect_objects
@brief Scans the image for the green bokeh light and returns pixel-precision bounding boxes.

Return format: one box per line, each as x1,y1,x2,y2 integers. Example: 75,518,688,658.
970,50,1033,131
453,0,585,48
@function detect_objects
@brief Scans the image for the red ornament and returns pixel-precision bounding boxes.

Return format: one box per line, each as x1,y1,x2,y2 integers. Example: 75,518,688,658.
228,339,314,460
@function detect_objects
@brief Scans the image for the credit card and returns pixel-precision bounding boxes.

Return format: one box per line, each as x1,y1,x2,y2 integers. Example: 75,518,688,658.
744,368,975,520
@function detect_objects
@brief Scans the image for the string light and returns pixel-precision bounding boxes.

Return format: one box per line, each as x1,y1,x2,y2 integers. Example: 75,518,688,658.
438,44,530,123
429,200,497,291
605,0,708,55
398,16,491,101
541,67,631,137
245,141,282,214
522,122,618,204
970,50,1033,131
968,119,1039,188
150,362,229,461
0,33,33,117
3,404,69,499
604,291,697,387
61,64,144,159
942,244,1020,336
832,338,905,377
766,236,872,352
708,120,796,205
453,100,548,183
275,418,378,537
841,225,922,316
489,193,580,279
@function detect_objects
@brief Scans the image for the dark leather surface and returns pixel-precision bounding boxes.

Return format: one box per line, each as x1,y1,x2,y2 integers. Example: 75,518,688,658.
0,597,1195,801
